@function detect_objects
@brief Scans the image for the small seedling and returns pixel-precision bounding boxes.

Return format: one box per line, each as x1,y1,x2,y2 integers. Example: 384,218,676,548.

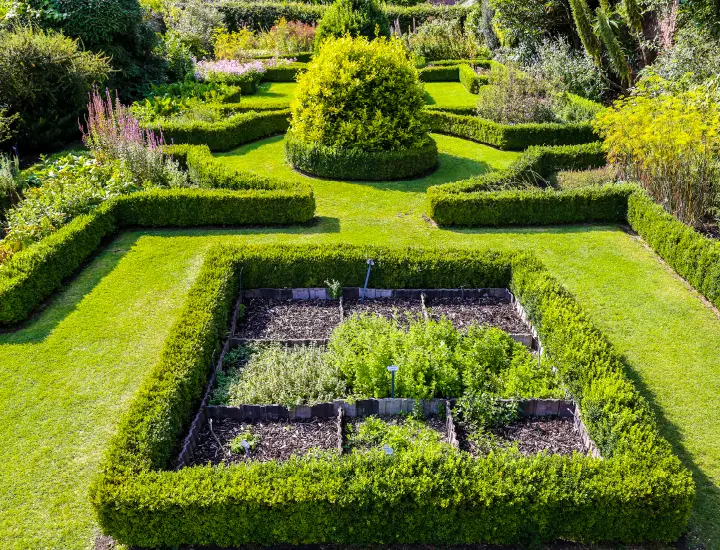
230,431,260,455
325,279,343,300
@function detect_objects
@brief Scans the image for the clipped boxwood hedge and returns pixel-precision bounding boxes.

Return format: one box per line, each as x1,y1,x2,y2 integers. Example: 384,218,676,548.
284,129,438,181
419,65,459,82
146,109,290,151
262,62,308,82
426,110,598,150
628,191,720,308
90,243,693,547
0,148,315,326
459,62,487,93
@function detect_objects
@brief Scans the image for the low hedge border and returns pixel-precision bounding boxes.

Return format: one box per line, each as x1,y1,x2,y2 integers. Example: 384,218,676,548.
628,191,720,307
220,2,472,32
284,130,439,181
0,148,315,326
145,109,290,151
91,243,693,547
262,62,308,82
426,110,598,150
459,62,487,93
419,65,459,82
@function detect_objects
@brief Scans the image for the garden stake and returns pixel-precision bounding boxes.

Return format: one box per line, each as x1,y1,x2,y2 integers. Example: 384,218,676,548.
387,365,398,397
361,259,374,301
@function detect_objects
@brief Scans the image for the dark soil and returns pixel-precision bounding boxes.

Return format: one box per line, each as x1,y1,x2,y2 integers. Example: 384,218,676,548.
698,221,720,240
346,415,448,452
236,297,527,340
189,417,339,466
462,418,585,457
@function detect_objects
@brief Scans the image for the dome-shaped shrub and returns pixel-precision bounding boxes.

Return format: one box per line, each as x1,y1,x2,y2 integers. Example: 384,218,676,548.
314,0,390,51
286,35,437,180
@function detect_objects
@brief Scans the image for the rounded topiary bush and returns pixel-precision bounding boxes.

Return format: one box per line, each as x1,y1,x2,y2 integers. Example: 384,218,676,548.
314,0,390,51
286,35,438,181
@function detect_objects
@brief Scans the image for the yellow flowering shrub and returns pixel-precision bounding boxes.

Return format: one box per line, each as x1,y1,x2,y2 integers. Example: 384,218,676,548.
594,76,720,226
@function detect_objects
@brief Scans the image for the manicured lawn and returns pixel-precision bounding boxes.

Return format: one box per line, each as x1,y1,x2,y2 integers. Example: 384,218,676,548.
1,135,719,549
236,81,297,107
235,81,478,111
423,81,478,109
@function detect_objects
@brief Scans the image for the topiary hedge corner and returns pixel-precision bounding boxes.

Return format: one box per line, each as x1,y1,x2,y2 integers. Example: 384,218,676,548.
285,129,438,181
90,243,693,548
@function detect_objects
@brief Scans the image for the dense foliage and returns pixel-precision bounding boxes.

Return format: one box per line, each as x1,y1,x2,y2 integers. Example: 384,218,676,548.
215,344,347,406
594,76,720,226
329,314,558,399
0,26,110,151
214,18,316,59
290,36,427,151
313,0,389,49
405,18,484,62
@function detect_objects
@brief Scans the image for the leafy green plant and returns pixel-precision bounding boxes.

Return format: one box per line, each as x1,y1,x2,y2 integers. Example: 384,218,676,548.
347,415,449,454
0,153,23,214
325,278,342,299
216,344,347,406
454,391,519,431
230,430,260,454
405,18,483,62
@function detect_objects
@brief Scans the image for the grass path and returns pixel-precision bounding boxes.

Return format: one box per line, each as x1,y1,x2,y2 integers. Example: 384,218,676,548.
1,132,719,548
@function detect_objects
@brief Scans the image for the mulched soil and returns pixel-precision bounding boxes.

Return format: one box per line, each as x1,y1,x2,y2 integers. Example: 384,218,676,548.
189,417,339,466
698,221,720,240
346,415,448,452
461,418,585,457
236,297,528,340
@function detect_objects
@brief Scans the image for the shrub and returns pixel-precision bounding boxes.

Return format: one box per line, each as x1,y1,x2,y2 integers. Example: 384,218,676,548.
214,19,315,59
477,64,557,124
131,81,242,122
214,344,347,406
405,18,482,62
164,0,225,58
594,76,720,226
0,26,110,151
314,0,390,50
150,109,290,151
220,2,472,34
527,37,608,101
347,416,450,454
418,65,459,82
459,63,487,93
195,59,266,93
290,35,427,151
157,30,196,82
0,154,22,218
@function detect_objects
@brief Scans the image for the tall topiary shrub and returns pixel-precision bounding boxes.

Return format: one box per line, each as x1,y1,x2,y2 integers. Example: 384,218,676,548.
314,0,390,51
285,35,437,180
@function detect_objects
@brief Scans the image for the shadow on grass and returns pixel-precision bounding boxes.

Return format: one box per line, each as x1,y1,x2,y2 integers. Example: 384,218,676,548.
424,89,437,106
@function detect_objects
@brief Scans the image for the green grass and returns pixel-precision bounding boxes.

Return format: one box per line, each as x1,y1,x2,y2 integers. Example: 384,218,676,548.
236,81,478,111
423,81,478,109
1,133,719,549
237,81,297,107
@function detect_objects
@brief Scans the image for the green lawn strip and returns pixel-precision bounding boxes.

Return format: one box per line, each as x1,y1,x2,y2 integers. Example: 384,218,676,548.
0,235,214,550
423,81,479,109
1,135,719,548
236,81,297,106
